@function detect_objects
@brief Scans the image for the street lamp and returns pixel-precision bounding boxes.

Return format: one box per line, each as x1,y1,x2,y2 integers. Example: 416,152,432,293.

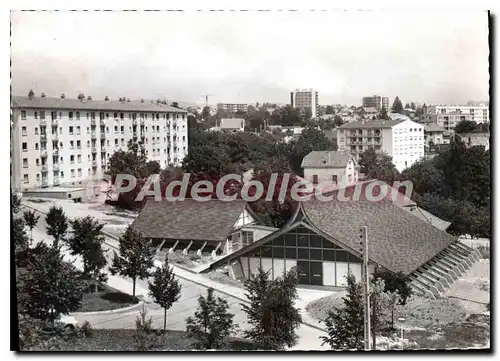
398,317,405,350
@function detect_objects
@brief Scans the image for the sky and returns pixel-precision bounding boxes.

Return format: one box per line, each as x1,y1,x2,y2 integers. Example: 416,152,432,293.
10,10,490,107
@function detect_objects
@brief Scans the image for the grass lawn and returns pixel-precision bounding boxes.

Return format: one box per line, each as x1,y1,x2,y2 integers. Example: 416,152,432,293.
42,329,258,351
77,283,139,313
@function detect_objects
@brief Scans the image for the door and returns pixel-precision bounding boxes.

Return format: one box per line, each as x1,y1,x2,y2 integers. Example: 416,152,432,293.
310,261,323,286
297,261,310,285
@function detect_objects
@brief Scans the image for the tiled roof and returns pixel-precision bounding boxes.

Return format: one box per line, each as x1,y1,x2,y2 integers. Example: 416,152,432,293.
131,199,250,242
424,123,445,132
338,118,404,129
402,206,451,231
11,95,187,113
220,118,244,129
363,107,378,113
301,150,355,168
301,193,457,274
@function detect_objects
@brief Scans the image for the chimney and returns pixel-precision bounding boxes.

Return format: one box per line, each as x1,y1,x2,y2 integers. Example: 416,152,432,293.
87,96,93,101
60,93,66,99
105,96,109,101
41,92,46,98
28,89,35,99
78,93,85,101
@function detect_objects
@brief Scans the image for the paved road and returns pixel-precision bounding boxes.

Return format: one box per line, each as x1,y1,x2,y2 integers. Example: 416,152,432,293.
22,205,329,350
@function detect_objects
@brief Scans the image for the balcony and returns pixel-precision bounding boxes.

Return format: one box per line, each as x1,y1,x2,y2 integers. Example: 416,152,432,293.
91,131,97,139
40,150,48,158
42,178,49,187
41,164,48,172
53,164,60,171
133,119,138,126
40,133,47,141
91,147,97,153
92,160,97,167
53,148,59,156
52,119,58,126
40,119,47,126
52,133,59,141
53,176,60,186
100,133,106,140
91,119,96,126
100,119,106,126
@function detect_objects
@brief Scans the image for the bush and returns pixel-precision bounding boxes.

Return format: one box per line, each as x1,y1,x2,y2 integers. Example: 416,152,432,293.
79,321,93,338
100,291,139,304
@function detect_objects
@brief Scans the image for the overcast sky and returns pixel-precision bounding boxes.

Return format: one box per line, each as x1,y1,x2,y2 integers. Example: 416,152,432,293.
11,10,489,106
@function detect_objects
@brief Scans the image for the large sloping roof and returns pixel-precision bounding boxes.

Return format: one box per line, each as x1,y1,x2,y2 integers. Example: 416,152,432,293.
11,95,186,113
301,194,457,274
301,151,355,168
131,199,250,242
402,206,452,231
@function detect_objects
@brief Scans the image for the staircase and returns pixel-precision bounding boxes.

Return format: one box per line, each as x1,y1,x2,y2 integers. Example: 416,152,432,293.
409,242,481,299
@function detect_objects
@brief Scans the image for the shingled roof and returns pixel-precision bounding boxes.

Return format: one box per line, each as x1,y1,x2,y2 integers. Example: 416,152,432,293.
11,95,187,113
301,195,457,274
301,150,356,168
131,199,251,242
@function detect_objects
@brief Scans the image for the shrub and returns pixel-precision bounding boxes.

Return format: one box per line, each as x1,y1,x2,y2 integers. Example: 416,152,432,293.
79,321,93,338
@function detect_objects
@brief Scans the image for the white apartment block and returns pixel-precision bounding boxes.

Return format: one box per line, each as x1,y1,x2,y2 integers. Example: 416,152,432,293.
290,89,319,119
361,95,389,112
427,105,489,129
11,94,189,192
337,118,424,172
217,103,249,113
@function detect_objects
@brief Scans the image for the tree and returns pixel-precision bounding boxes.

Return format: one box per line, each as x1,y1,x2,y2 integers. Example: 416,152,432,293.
201,106,211,120
325,105,334,114
379,106,389,120
391,96,403,114
67,216,108,293
146,160,161,175
45,206,68,247
18,244,83,323
23,210,40,245
359,147,399,183
148,258,182,332
171,102,179,108
109,226,155,298
454,120,478,134
321,273,364,350
134,305,154,351
185,288,235,350
410,102,416,110
404,102,410,109
12,193,21,214
107,139,148,182
333,115,344,127
241,267,302,350
14,217,29,264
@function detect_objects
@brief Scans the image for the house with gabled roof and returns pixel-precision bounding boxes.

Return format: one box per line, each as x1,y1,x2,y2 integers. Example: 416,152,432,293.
130,198,276,257
201,184,480,299
301,150,359,187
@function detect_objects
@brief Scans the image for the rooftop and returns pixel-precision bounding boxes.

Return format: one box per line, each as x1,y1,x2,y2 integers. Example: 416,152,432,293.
338,118,404,129
424,123,446,132
301,150,355,168
11,95,187,113
363,107,378,113
131,198,251,242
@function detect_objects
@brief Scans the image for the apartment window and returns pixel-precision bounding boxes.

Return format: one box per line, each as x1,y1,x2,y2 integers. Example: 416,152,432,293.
35,143,39,150
21,126,27,136
77,155,82,163
34,111,38,119
36,158,40,166
40,111,45,120
76,111,80,120
59,142,63,148
114,139,118,145
21,111,26,120
59,112,63,118
71,169,75,178
99,112,104,120
70,155,75,163
88,154,91,161
70,141,74,149
69,126,74,135
87,140,90,148
77,140,81,149
120,112,124,119
121,138,125,145
107,140,110,146
78,169,82,177
23,158,28,168
121,126,124,133
23,174,29,184
60,157,63,163
22,142,27,151
114,112,118,119
132,113,137,120
37,174,41,181
332,175,338,183
87,127,90,134
312,175,318,184
76,126,81,135
69,111,73,119
86,112,90,119
182,136,186,141
91,112,96,120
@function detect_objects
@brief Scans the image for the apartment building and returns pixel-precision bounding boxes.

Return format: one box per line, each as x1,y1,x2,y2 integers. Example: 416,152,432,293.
217,103,249,113
337,118,424,172
290,89,319,119
11,94,189,192
424,123,447,150
427,105,489,128
361,95,389,112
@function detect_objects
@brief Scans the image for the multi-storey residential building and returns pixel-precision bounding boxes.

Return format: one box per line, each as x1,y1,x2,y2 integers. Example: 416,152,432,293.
337,118,424,172
427,105,489,127
424,123,447,150
217,103,249,113
11,94,188,192
290,89,319,119
361,95,389,112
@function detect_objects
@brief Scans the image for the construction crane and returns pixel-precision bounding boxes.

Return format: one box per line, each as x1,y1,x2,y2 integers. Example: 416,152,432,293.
201,94,215,107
